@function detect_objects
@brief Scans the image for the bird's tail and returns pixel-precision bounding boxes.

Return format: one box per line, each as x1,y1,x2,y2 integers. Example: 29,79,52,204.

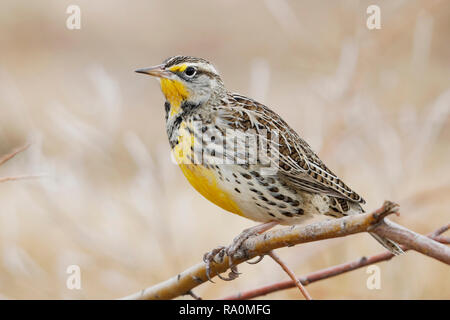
369,232,404,255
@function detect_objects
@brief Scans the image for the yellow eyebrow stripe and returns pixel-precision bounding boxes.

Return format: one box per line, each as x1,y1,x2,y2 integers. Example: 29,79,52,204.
169,64,188,73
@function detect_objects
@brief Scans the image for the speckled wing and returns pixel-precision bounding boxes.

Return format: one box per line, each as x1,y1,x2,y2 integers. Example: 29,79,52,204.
222,93,366,204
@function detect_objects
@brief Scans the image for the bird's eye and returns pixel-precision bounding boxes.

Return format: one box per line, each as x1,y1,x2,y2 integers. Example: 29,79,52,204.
184,66,196,77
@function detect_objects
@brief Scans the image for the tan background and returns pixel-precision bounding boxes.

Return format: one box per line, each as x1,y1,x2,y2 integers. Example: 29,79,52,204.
0,0,449,299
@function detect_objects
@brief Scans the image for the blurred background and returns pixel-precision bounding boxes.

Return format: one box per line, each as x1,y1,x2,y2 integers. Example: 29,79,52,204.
0,0,449,299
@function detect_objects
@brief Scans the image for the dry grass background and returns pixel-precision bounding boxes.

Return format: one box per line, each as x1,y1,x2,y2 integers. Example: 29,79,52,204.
0,0,449,299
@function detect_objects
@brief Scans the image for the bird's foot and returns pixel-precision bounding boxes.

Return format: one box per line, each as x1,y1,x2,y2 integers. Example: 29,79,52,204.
203,221,278,282
203,245,240,282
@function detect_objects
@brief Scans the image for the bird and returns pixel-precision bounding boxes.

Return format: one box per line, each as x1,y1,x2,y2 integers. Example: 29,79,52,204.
136,55,403,279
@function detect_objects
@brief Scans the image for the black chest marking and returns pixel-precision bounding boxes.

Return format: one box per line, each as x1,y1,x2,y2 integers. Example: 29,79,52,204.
180,101,200,116
164,101,171,120
167,115,183,148
165,100,201,149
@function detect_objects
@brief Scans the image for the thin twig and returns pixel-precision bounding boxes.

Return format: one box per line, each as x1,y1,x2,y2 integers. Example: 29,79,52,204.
0,174,45,183
221,225,449,300
433,236,450,244
430,224,450,237
268,250,312,300
185,290,202,300
0,144,44,184
0,144,30,167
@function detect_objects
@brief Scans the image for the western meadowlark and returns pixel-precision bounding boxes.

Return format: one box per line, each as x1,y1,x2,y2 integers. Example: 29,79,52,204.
136,55,402,279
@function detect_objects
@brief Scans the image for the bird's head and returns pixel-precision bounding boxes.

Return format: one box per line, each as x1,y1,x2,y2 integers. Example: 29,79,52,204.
136,56,225,119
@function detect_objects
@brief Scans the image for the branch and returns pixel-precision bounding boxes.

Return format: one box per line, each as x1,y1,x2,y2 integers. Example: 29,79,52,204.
221,224,449,300
121,201,449,300
372,220,450,264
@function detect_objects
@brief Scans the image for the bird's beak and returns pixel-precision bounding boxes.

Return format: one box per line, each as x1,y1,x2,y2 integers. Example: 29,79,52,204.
135,64,173,79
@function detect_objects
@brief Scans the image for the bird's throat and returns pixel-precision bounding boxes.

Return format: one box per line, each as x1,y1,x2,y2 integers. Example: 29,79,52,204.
160,79,189,118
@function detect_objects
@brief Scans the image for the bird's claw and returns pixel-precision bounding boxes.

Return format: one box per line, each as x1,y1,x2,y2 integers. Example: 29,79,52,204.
246,254,265,264
203,246,226,283
203,227,261,282
217,264,240,281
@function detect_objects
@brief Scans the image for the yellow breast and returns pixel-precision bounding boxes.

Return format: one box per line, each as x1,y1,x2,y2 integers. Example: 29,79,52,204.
172,122,243,216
